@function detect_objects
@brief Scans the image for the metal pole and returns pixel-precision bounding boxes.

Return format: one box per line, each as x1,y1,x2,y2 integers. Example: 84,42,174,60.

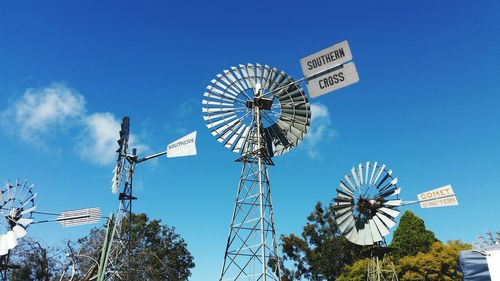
97,213,115,281
255,105,267,281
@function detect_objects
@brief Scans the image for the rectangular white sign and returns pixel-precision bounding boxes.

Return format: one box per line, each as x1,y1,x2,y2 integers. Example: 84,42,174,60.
306,62,359,98
300,40,353,77
417,184,458,208
167,131,197,158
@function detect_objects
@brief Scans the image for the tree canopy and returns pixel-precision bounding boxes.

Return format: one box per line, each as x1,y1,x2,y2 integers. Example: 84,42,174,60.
77,213,195,280
389,210,437,259
397,240,471,281
6,213,195,280
280,202,363,281
282,204,469,281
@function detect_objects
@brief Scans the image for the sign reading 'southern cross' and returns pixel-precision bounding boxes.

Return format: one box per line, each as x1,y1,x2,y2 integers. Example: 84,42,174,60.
300,40,359,98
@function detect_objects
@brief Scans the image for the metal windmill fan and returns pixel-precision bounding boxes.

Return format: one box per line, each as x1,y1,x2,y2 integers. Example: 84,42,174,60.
0,179,36,256
333,162,401,246
202,63,311,157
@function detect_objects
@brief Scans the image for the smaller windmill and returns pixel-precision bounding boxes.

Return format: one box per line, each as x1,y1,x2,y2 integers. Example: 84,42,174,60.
333,162,458,281
0,179,102,280
93,116,197,281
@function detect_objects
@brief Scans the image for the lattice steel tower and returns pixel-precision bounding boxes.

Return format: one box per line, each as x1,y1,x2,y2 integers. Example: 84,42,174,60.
202,64,311,281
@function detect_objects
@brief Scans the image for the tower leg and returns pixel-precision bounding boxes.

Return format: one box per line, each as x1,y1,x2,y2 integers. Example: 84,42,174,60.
367,255,398,281
219,159,281,281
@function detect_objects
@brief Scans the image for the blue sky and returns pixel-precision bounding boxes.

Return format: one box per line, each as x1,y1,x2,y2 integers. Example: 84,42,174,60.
1,0,500,280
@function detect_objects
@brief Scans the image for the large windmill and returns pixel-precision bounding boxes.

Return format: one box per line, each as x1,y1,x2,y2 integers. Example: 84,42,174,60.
202,40,360,281
91,116,197,281
333,162,458,281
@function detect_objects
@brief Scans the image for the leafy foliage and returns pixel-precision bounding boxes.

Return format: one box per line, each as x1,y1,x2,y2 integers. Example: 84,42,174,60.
389,210,437,259
280,202,362,281
337,258,369,281
76,213,195,280
397,241,471,281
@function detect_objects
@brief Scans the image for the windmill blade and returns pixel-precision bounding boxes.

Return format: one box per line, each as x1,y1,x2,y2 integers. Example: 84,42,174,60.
334,197,353,204
218,72,244,94
379,207,400,219
206,114,237,129
358,164,364,185
207,84,238,99
365,162,370,185
336,210,353,226
12,225,27,239
369,162,378,184
364,223,374,245
372,215,390,237
0,235,7,256
336,188,354,200
20,193,37,209
338,215,355,234
356,227,366,246
375,171,393,189
344,175,356,191
203,110,235,121
335,206,352,217
332,204,351,212
20,205,37,215
372,164,385,186
232,126,250,153
224,124,246,149
368,219,383,243
376,212,396,229
346,227,358,244
380,178,398,192
382,199,402,207
6,230,17,249
351,167,360,188
379,187,401,198
340,180,354,195
231,66,249,89
17,218,33,227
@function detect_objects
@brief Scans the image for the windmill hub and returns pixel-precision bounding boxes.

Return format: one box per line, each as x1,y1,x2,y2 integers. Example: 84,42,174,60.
246,97,273,110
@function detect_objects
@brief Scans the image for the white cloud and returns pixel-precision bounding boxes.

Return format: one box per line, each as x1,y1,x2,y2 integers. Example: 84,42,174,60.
79,113,150,166
1,83,85,141
79,113,121,165
302,102,337,159
1,83,148,166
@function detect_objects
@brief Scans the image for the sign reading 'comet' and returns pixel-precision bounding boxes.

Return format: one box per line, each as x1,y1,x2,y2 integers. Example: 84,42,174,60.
300,40,359,98
166,131,197,158
417,184,458,209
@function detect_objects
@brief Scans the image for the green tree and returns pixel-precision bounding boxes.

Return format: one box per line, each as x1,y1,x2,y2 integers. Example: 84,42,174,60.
281,202,363,280
337,258,369,281
76,213,195,280
389,210,437,259
397,240,471,281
